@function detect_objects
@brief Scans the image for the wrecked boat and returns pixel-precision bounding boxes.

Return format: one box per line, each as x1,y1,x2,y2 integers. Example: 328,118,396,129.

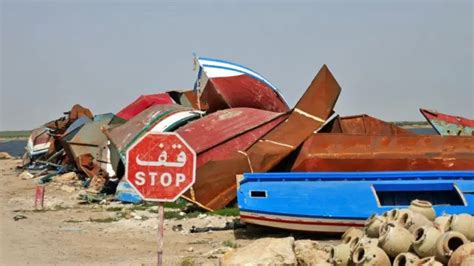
115,93,175,121
25,126,53,160
320,114,413,135
291,134,474,172
420,108,474,136
184,64,341,210
238,171,474,233
193,56,290,113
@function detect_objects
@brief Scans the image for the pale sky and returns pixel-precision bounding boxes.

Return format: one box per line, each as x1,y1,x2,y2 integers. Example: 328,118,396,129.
1,0,473,130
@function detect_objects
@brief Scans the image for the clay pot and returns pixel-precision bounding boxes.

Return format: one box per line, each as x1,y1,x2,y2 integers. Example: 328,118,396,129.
383,209,399,221
398,209,433,233
330,243,352,266
448,243,474,266
409,200,436,221
415,256,443,266
351,245,390,266
393,208,412,222
460,255,474,266
434,215,452,233
379,222,414,258
450,214,474,241
412,226,443,257
365,214,386,238
394,252,420,266
352,236,379,250
435,231,470,263
342,227,364,245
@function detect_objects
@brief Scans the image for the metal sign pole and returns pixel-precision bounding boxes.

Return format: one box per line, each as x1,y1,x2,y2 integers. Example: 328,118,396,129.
157,202,165,266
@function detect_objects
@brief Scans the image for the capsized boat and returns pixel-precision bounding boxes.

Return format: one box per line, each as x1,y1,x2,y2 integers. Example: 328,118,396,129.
420,108,474,136
25,126,53,159
115,93,175,121
106,104,202,175
193,55,289,113
238,171,474,233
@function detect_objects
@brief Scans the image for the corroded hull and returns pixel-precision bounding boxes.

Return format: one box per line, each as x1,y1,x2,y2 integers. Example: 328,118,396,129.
420,108,474,136
292,134,474,172
184,65,341,210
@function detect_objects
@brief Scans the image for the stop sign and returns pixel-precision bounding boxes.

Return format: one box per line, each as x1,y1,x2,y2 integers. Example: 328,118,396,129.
125,132,196,202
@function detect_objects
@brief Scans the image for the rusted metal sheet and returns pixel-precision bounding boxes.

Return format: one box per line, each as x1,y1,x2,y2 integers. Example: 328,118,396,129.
321,114,413,135
167,89,208,111
65,114,114,169
115,93,175,121
420,108,474,136
194,56,290,113
292,134,474,172
45,104,93,135
184,65,341,210
176,108,288,167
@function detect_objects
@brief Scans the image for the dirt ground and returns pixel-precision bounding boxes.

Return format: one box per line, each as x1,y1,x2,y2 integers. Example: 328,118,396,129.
0,158,338,265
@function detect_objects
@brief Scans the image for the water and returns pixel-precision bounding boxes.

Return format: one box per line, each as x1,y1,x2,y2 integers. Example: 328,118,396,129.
407,127,437,135
0,139,27,157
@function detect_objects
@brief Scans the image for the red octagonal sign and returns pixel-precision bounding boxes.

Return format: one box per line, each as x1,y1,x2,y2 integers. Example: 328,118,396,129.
126,132,196,202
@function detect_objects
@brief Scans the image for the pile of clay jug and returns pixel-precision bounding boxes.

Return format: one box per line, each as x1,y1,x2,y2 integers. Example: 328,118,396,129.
330,200,474,266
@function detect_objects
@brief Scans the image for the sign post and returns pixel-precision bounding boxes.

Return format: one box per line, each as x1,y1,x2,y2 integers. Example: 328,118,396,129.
126,132,196,266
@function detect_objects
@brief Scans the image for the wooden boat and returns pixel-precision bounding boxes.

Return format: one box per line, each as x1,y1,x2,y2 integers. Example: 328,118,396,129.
193,56,289,113
238,171,474,233
420,108,474,136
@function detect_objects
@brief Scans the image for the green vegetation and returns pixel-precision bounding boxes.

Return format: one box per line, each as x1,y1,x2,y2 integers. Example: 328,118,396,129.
210,207,239,217
392,121,430,127
89,217,118,223
180,257,197,266
0,130,31,138
164,211,201,220
223,240,239,248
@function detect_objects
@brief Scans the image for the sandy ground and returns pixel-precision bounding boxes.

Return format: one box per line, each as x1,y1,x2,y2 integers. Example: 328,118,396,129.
0,158,338,265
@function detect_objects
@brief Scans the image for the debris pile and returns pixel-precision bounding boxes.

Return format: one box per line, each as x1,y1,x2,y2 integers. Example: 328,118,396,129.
19,55,474,215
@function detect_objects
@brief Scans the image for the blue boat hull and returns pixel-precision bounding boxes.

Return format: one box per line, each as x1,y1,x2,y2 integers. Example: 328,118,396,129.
237,171,474,233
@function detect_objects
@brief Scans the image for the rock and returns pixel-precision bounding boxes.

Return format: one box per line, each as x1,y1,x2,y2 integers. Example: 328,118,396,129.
13,214,27,221
18,171,34,180
132,213,142,220
0,152,13,159
188,247,194,252
294,240,331,265
207,247,233,259
55,172,78,183
60,185,76,193
221,237,297,265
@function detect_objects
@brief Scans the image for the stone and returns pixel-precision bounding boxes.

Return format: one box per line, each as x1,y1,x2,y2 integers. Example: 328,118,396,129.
60,185,76,193
221,237,297,265
55,172,78,182
294,240,331,265
18,171,34,180
0,152,13,159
